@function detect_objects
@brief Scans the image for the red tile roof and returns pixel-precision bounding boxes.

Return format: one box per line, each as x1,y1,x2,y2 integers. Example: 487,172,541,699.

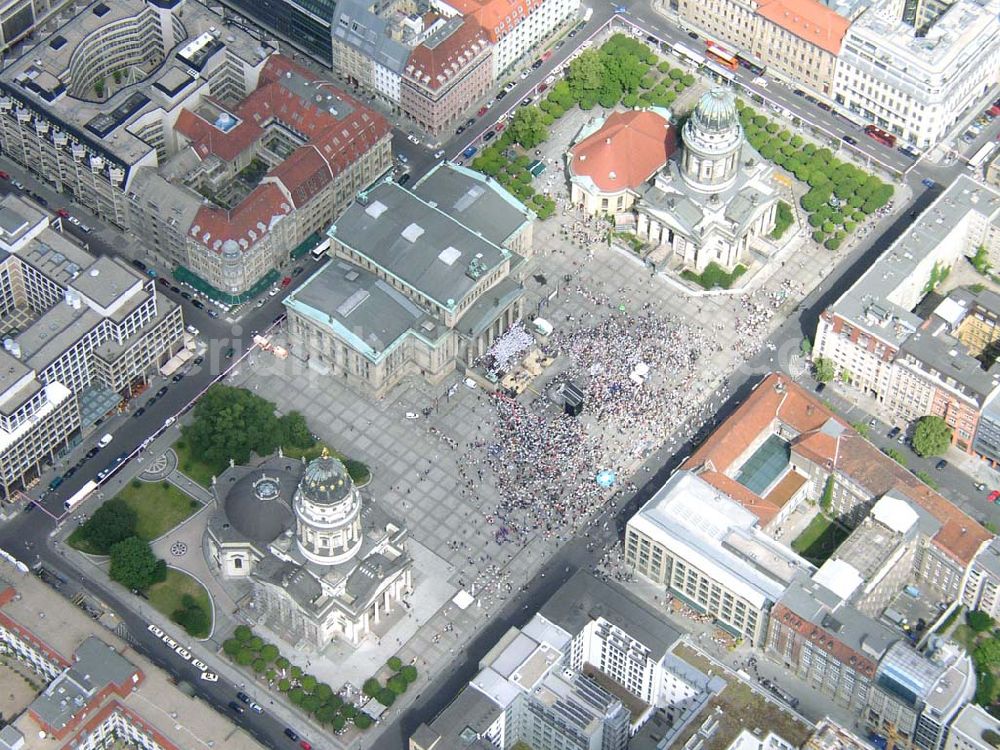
569,110,677,193
405,17,490,91
445,0,544,42
756,0,850,55
176,54,390,252
685,373,992,566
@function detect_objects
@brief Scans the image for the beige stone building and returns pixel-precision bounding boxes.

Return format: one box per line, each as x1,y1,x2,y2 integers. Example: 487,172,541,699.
284,163,533,397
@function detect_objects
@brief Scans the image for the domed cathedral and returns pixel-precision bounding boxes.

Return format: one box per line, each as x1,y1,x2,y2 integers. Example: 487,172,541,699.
635,87,780,274
205,449,412,649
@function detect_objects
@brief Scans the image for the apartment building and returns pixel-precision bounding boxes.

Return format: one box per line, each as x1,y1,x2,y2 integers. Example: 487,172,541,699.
0,0,271,231
961,538,1000,618
127,54,392,298
626,470,814,646
284,165,530,396
410,613,630,750
217,0,337,64
436,0,580,78
676,0,851,98
944,705,1000,750
0,558,264,750
814,176,1000,447
833,0,1000,148
865,640,975,750
0,194,183,501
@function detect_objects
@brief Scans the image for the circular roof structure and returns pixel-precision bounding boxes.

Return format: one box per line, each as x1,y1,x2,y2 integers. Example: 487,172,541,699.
222,469,297,543
691,88,739,134
298,449,353,507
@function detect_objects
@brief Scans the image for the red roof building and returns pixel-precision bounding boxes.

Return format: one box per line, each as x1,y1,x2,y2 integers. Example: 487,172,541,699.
568,110,676,215
165,53,393,294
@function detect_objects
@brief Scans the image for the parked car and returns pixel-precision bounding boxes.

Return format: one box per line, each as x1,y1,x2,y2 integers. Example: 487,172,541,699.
842,134,857,145
935,459,948,470
155,386,168,398
191,298,204,309
990,490,1000,504
133,407,146,418
224,347,235,358
281,276,292,287
888,426,901,439
98,433,113,447
48,475,64,491
56,208,70,218
921,178,937,189
228,701,245,715
0,171,8,180
477,106,489,117
131,259,147,272
172,372,185,382
398,173,411,186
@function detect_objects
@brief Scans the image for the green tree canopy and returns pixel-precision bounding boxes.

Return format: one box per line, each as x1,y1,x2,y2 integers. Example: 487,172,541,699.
363,678,381,697
108,537,163,591
76,498,137,554
967,609,994,633
814,357,835,383
912,415,952,457
508,107,548,149
566,50,604,101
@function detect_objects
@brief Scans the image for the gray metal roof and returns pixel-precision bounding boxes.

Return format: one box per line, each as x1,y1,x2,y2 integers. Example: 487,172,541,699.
285,259,445,360
413,163,533,248
419,685,504,748
70,256,144,310
330,182,510,310
332,0,411,74
778,576,898,661
539,571,682,660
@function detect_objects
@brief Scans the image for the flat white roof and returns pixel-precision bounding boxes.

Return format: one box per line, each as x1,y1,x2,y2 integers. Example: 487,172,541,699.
871,494,919,534
812,559,864,601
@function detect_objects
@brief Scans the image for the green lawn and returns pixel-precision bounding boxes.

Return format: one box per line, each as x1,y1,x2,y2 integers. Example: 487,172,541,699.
172,439,223,488
147,569,213,638
119,480,199,540
792,514,850,566
681,262,747,290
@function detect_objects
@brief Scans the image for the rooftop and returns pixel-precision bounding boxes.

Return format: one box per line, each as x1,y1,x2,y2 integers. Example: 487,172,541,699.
828,176,1000,351
756,0,851,54
539,571,683,659
0,560,264,750
413,162,533,247
629,471,812,608
0,0,268,168
685,373,992,566
329,181,510,310
569,109,677,194
404,16,490,90
443,0,546,42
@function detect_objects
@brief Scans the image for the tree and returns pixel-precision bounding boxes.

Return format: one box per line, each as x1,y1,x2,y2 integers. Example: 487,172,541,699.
252,658,268,673
315,683,334,702
331,715,347,732
376,688,396,706
814,357,835,383
172,600,210,637
912,415,952,457
566,50,605,102
288,688,305,705
275,656,290,670
820,475,834,512
400,665,418,683
260,644,279,662
387,674,408,695
363,678,381,697
278,678,291,692
315,704,337,724
886,448,907,467
109,537,162,591
234,625,253,642
301,674,318,692
183,385,287,468
247,636,263,651
387,656,403,671
972,245,992,275
223,638,241,657
354,713,374,730
76,498,137,554
968,609,993,633
236,649,255,666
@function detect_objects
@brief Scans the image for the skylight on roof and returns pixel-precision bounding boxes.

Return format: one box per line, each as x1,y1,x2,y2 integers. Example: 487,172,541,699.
365,200,388,219
438,246,462,266
401,223,424,243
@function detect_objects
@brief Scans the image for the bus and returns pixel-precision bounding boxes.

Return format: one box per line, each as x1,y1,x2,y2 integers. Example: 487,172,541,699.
864,125,897,148
968,143,997,172
64,480,98,511
309,237,331,261
705,41,739,71
736,50,766,76
703,60,736,84
671,42,705,68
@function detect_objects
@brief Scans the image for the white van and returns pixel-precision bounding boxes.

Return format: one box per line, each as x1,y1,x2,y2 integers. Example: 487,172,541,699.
98,433,113,447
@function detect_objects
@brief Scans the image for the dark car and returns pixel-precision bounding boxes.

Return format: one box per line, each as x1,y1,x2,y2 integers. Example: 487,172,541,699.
48,476,64,491
64,466,77,479
170,285,180,294
483,130,496,141
157,277,169,286
237,692,251,704
228,701,245,715
284,728,300,743
817,101,831,111
75,458,86,470
156,386,168,398
496,90,508,100
131,259,147,272
292,266,304,276
193,356,204,366
792,89,805,97
86,447,100,458
397,173,411,186
465,118,475,128
936,459,949,470
180,291,191,300
842,134,857,145
804,94,818,104
145,398,157,409
133,407,146,418
687,30,698,39
191,298,204,309
888,426,901,439
531,59,543,69
455,124,466,135
172,372,184,382
815,382,825,393
224,346,235,358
